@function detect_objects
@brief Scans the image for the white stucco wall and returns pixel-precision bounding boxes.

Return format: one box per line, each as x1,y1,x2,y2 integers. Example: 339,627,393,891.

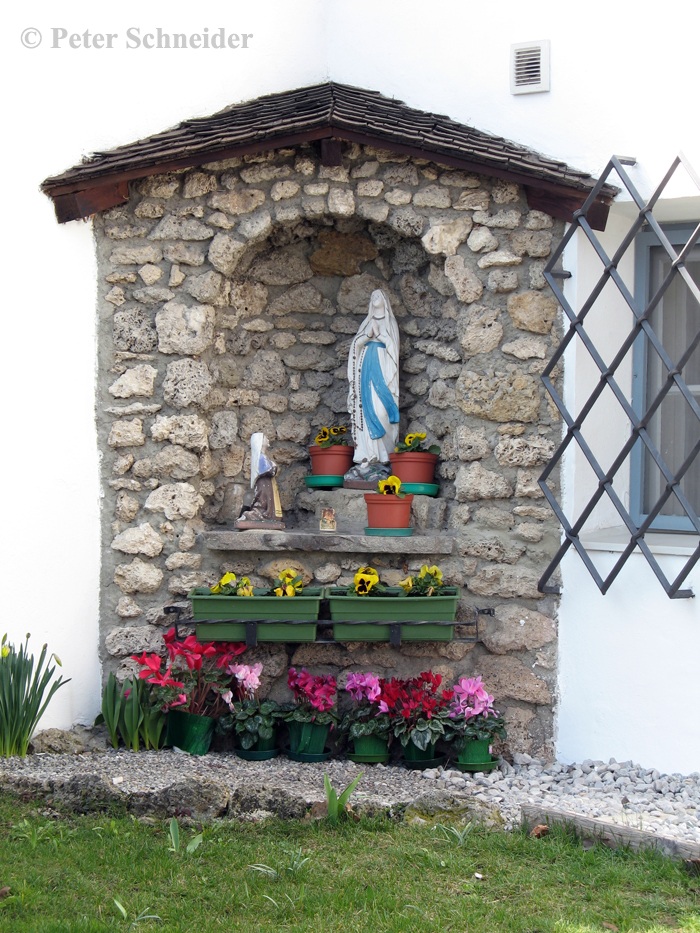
555,202,700,774
3,0,698,751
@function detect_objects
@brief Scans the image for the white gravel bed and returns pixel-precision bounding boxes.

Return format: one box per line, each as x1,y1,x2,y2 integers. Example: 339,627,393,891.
1,750,698,846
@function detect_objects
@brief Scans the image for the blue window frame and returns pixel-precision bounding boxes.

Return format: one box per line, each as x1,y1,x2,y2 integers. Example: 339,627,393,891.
631,223,700,531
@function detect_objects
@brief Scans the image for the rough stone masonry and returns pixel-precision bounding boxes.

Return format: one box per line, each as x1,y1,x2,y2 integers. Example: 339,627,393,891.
94,142,565,760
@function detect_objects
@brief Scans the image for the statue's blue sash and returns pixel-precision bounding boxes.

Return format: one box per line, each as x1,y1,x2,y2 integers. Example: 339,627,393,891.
360,341,399,439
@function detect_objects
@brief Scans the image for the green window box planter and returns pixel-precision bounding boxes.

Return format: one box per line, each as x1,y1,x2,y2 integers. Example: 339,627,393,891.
188,587,323,621
165,709,216,756
332,622,453,642
325,586,458,641
195,621,317,643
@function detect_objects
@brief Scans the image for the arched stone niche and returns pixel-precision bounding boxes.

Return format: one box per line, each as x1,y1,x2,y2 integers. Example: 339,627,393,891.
96,142,562,759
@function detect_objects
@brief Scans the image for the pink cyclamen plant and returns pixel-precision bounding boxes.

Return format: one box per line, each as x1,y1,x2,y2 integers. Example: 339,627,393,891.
345,671,381,704
449,675,498,721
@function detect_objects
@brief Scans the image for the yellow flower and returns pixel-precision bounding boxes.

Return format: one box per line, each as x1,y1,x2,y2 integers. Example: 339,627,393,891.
274,587,284,597
354,566,379,596
378,475,402,495
357,566,378,577
405,432,426,445
1,646,9,658
236,577,254,597
419,564,443,584
330,426,341,435
397,576,413,593
315,427,330,445
211,571,237,594
284,584,297,597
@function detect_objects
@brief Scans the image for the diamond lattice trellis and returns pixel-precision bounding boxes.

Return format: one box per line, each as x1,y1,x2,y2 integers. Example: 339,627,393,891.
538,154,700,599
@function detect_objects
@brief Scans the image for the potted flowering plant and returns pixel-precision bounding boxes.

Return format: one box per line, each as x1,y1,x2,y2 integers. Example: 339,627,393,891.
445,676,506,771
340,672,391,762
219,662,282,760
283,667,337,762
190,571,323,643
379,672,454,768
326,564,459,642
364,475,414,535
132,628,246,755
389,432,440,488
307,426,354,486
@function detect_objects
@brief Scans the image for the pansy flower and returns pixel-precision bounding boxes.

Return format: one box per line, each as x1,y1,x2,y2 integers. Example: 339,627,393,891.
378,475,402,495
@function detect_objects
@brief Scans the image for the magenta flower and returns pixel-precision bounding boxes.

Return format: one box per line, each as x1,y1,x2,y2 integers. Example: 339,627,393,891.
450,675,497,720
345,672,381,703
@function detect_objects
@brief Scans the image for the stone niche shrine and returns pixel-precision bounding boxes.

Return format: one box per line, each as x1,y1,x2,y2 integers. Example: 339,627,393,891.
41,83,616,760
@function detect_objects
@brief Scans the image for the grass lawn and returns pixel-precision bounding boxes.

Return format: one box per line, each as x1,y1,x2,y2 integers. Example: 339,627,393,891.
0,792,697,933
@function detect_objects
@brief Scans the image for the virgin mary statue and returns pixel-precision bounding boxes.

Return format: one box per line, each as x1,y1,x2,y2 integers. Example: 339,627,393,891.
345,289,400,484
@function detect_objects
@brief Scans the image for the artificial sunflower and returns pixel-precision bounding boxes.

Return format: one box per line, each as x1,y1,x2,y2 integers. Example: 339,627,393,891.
378,475,402,496
211,572,237,594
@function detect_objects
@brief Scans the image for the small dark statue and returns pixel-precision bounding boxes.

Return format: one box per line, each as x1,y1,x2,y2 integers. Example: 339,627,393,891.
234,432,285,531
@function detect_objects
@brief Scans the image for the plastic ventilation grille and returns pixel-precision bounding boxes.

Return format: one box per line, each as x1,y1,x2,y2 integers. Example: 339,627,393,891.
511,40,550,94
537,153,700,599
514,47,542,86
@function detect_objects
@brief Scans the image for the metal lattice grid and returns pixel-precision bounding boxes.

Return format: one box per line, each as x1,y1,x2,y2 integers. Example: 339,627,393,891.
538,154,700,599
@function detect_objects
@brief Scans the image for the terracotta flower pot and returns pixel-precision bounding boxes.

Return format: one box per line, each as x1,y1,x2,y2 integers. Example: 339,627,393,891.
308,444,355,476
364,493,414,528
389,451,439,484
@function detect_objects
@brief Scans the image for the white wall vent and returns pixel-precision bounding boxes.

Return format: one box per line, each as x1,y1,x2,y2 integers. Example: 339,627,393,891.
511,40,550,95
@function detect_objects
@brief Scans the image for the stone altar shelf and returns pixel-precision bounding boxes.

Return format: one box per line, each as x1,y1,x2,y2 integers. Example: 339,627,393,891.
202,529,454,554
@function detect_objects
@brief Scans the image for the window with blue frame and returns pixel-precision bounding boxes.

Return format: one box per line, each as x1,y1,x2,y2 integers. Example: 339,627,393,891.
632,223,700,530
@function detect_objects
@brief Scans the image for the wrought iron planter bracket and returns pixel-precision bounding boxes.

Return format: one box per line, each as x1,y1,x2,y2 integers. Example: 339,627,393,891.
537,153,700,599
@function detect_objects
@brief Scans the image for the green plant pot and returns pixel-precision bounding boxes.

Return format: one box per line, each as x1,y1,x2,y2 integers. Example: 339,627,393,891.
287,720,330,756
188,588,323,622
165,709,216,756
351,735,389,762
235,732,279,761
457,738,491,764
403,739,438,762
196,622,317,643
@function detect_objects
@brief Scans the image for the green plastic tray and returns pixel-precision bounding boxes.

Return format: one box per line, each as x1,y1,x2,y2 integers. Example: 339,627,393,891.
402,755,446,771
364,527,414,536
452,757,500,773
304,475,344,488
347,752,390,763
401,483,439,496
189,587,323,621
324,587,459,622
196,621,317,643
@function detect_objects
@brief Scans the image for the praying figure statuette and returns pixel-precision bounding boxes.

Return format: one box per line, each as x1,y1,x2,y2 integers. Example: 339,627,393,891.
344,288,400,488
234,432,285,530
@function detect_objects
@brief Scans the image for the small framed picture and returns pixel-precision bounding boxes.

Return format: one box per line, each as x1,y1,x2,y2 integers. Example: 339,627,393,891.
320,507,336,533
